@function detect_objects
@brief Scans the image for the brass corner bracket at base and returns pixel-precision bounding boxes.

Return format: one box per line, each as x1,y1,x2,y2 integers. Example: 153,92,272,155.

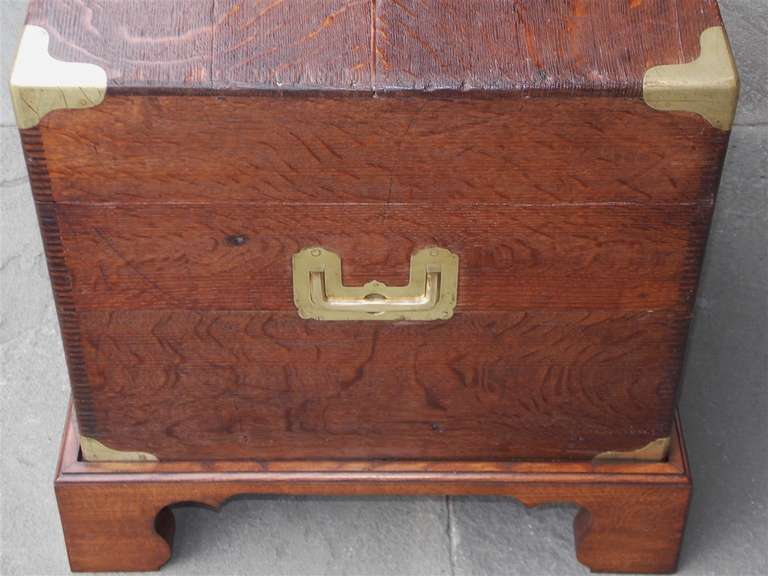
594,437,671,462
80,435,159,462
10,25,107,129
643,26,739,131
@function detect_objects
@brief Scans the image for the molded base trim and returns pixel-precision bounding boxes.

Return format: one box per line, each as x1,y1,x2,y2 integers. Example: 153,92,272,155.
55,404,692,573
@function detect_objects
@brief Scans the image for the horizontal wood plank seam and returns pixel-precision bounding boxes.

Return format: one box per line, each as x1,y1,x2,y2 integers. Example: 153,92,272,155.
34,200,712,208
58,470,690,485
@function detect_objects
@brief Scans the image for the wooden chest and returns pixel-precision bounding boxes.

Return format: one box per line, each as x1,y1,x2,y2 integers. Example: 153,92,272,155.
14,0,737,463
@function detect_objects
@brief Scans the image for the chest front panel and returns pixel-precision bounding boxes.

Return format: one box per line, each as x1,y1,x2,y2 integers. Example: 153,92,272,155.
28,92,726,460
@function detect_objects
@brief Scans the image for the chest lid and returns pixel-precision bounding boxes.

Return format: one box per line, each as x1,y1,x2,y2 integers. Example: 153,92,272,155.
13,0,737,130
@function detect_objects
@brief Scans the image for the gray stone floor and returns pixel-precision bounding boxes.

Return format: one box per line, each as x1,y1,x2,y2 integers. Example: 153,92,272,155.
1,1,766,574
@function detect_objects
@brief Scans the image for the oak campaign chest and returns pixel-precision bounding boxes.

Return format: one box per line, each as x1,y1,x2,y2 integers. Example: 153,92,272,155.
14,0,737,467
14,1,741,572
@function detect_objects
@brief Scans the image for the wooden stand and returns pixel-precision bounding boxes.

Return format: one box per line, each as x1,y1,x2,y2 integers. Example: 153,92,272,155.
55,405,692,574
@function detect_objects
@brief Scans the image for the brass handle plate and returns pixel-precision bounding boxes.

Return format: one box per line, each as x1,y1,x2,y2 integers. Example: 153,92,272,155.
292,247,459,321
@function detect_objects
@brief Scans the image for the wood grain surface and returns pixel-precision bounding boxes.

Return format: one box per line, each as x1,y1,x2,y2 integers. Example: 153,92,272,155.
39,94,728,205
20,1,731,462
28,89,725,460
55,407,693,573
52,202,710,311
214,0,372,89
27,0,215,89
27,0,723,93
375,0,723,93
20,129,97,434
69,308,681,460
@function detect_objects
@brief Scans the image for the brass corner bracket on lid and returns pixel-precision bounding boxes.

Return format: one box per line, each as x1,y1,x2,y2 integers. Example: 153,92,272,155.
594,437,672,462
80,436,159,462
10,25,108,129
643,26,739,131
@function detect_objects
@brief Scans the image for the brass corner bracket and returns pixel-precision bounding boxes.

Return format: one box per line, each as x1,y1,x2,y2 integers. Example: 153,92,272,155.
643,26,739,131
80,435,159,462
594,437,671,462
10,25,107,130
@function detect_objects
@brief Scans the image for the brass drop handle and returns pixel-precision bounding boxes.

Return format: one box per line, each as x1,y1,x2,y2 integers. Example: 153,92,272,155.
292,247,459,321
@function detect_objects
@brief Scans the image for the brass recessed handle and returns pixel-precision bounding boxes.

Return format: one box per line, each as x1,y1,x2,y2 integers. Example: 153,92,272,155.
292,247,459,321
